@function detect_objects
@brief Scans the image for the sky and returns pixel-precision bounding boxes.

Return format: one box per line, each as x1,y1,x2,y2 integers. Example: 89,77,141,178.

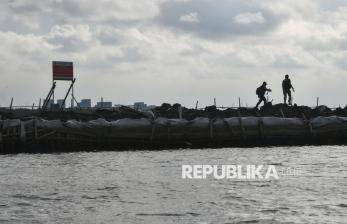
1,0,347,108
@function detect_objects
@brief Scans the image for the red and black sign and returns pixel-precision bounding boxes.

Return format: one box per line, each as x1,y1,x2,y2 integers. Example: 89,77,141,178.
52,61,73,81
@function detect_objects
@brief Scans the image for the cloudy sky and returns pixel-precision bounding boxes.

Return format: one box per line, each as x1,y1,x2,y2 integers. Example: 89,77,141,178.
1,0,347,108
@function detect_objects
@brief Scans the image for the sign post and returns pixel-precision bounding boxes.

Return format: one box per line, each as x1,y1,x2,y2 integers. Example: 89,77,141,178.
53,61,74,81
52,61,76,110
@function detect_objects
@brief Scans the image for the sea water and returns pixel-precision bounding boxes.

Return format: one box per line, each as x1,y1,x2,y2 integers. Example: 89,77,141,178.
0,146,346,224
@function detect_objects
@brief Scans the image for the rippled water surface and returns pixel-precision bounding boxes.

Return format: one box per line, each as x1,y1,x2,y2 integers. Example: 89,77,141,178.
0,146,347,224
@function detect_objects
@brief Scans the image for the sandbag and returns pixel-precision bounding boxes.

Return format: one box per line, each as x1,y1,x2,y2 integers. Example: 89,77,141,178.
63,120,97,135
212,118,230,139
224,117,260,136
88,118,110,128
152,117,169,139
23,119,35,129
186,117,210,139
166,119,189,139
261,117,308,136
110,118,152,139
310,116,347,133
36,119,64,130
2,119,21,130
65,120,86,129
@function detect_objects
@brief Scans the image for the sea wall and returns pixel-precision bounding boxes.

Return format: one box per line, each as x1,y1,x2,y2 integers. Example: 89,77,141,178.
1,116,347,153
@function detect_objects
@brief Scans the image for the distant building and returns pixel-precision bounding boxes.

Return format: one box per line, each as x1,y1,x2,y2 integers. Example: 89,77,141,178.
132,102,157,111
134,102,147,111
57,99,65,109
43,99,54,109
146,105,157,111
96,101,112,109
80,99,91,109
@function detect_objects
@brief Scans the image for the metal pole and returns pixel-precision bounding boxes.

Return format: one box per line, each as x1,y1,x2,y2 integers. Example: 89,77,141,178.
42,82,56,111
178,106,182,119
52,69,55,106
195,101,198,110
9,97,13,110
280,108,285,118
238,97,241,108
71,82,74,109
316,97,319,107
214,98,216,107
73,97,80,109
60,79,75,110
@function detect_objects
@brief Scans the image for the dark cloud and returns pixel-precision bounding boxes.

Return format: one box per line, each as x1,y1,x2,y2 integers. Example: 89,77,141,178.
157,0,285,39
1,0,156,35
317,0,347,11
7,0,41,13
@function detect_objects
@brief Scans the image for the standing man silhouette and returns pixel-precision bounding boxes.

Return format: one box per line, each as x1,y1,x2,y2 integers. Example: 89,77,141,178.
255,82,272,108
282,74,295,105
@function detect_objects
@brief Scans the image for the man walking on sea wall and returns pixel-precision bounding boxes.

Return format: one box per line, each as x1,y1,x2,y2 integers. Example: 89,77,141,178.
255,82,272,109
282,74,295,105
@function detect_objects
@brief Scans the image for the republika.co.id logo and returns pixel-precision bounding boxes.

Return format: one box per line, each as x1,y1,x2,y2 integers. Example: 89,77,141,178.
182,165,302,180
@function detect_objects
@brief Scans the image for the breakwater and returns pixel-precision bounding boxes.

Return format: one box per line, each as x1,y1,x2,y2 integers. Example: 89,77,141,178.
1,116,347,154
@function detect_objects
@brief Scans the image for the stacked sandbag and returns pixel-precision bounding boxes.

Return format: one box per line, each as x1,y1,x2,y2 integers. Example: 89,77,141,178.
261,117,308,136
1,119,21,136
35,119,64,130
152,117,169,139
166,118,189,139
2,119,21,130
310,116,347,133
17,120,37,136
65,120,85,129
211,118,230,139
64,119,93,135
23,119,35,130
110,118,152,139
28,116,347,141
87,119,111,136
224,117,260,137
186,117,210,139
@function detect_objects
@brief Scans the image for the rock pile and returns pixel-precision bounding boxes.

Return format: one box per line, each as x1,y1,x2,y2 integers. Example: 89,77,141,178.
1,103,346,121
